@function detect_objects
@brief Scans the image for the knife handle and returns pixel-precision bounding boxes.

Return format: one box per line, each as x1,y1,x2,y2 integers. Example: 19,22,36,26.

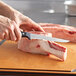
21,32,30,40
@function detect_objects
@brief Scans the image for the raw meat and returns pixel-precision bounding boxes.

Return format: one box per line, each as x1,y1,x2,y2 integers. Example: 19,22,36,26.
40,23,76,42
18,32,67,61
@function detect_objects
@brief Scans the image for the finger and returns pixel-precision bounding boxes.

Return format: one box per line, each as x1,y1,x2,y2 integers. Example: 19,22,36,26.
4,29,10,40
20,22,45,32
8,25,16,41
10,29,16,41
14,27,21,41
0,31,5,40
26,18,45,32
0,23,6,39
31,23,45,32
8,21,17,41
36,25,45,32
13,21,21,41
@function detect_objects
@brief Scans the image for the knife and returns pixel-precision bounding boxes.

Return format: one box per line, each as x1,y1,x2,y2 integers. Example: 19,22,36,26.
21,32,69,42
0,39,6,45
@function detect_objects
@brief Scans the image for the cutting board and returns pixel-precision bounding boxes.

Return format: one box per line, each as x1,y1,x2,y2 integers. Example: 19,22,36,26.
0,40,76,74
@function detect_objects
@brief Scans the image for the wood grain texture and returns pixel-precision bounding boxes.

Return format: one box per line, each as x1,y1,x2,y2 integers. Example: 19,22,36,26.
0,41,76,74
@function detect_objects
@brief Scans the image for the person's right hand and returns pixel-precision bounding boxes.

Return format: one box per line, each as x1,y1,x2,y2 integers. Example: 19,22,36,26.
0,15,21,41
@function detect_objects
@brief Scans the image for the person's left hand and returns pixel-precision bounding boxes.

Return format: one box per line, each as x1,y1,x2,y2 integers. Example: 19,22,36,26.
10,12,44,32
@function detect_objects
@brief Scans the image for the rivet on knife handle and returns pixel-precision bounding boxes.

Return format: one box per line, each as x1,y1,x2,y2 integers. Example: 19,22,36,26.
21,32,31,40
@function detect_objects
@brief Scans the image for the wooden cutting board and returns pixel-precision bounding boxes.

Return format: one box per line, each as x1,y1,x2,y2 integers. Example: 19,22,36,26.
0,40,76,74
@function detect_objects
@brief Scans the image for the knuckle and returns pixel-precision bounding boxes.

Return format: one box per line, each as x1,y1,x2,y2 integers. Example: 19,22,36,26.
4,29,8,34
7,26,13,32
1,32,5,36
7,22,15,32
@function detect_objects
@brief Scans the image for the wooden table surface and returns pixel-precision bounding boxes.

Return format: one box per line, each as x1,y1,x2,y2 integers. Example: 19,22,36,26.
0,41,76,75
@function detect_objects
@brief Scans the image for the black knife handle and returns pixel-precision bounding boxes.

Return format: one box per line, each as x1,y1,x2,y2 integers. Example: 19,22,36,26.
21,32,31,40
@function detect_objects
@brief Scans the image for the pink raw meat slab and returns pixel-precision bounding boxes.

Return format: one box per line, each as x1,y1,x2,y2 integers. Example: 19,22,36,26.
39,23,76,42
18,32,67,61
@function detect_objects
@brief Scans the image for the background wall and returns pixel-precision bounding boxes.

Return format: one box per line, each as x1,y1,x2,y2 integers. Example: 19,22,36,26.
2,0,76,26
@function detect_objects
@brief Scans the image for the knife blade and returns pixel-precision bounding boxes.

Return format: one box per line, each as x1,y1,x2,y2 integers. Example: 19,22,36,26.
21,32,69,42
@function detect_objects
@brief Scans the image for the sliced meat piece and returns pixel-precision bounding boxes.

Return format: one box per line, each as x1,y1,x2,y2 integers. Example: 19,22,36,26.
39,23,76,42
18,32,67,61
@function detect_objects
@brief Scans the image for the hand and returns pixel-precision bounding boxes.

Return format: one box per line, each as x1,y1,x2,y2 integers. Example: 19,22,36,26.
8,11,45,41
0,1,44,32
0,15,44,41
10,12,44,32
0,1,44,41
0,15,21,41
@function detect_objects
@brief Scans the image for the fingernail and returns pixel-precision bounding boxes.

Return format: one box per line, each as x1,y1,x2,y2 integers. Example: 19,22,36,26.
15,38,17,41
